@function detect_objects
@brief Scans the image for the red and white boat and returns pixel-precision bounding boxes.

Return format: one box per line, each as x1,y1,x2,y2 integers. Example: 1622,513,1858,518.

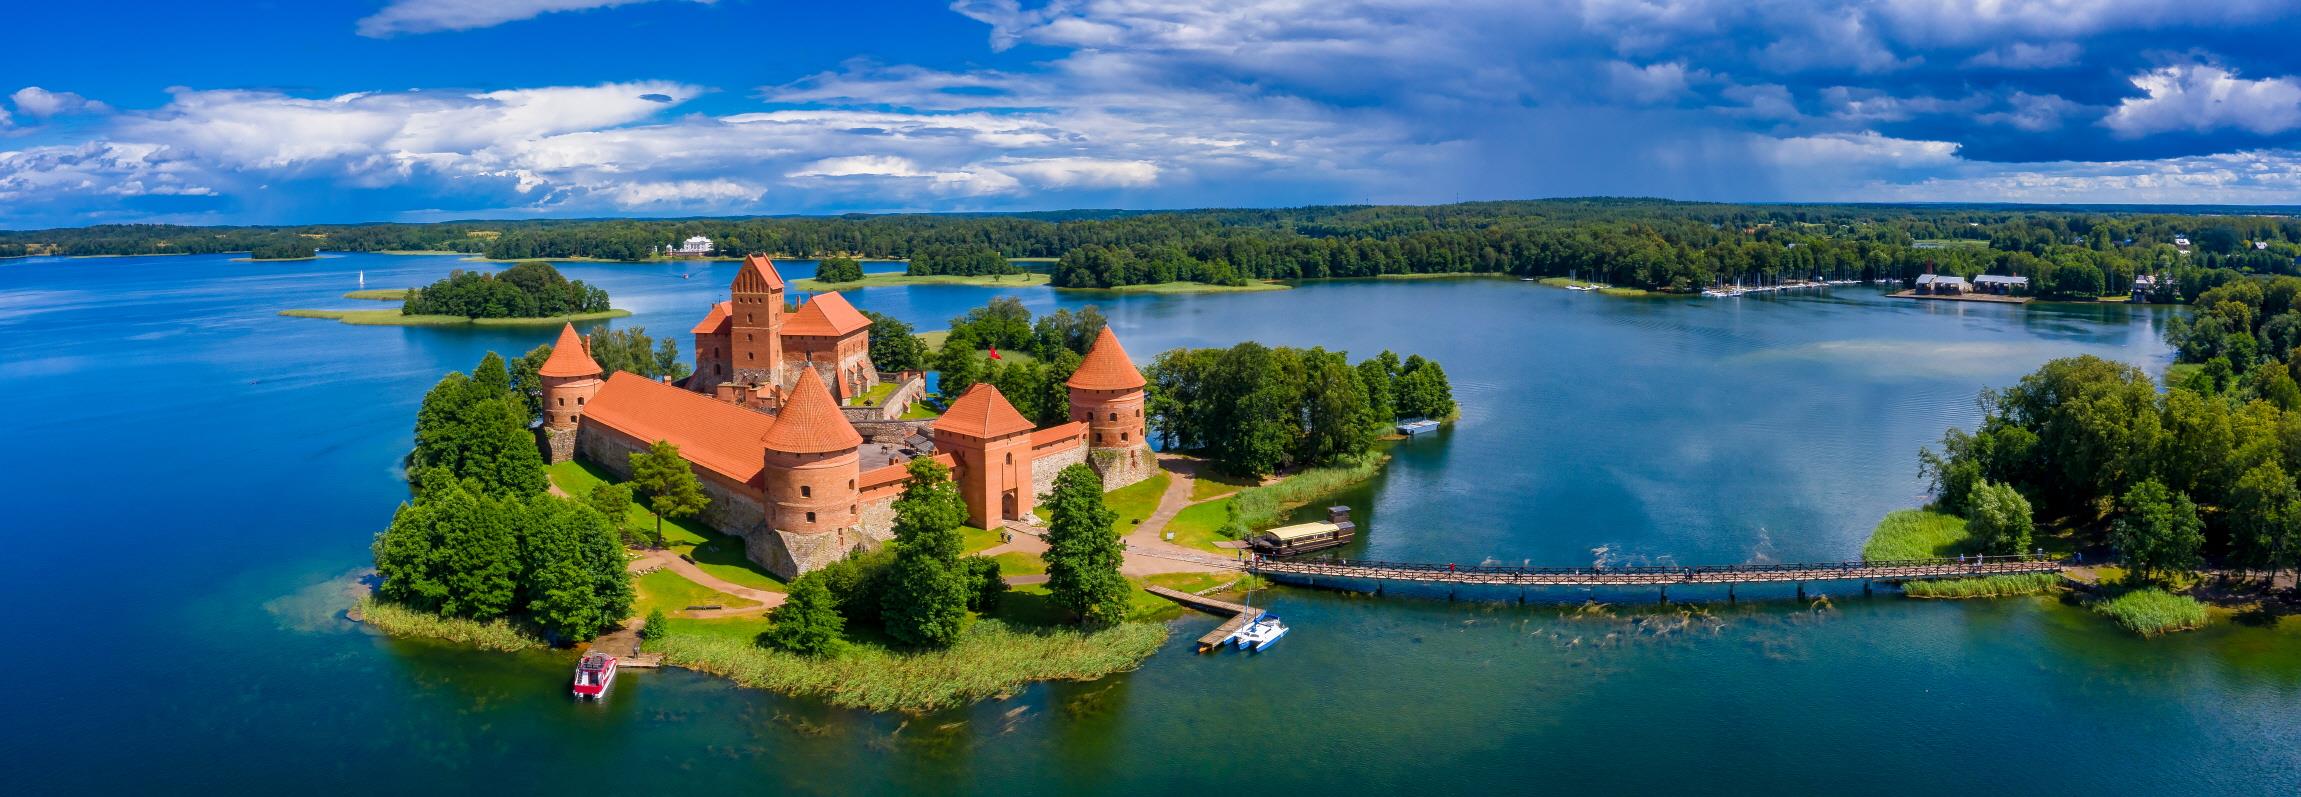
572,652,617,700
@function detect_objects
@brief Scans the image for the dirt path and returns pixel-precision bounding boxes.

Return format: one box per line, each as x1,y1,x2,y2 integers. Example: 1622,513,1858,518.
1122,459,1246,575
629,548,787,617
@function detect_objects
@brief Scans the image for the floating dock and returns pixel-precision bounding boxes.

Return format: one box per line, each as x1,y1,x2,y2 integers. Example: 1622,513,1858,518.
1144,585,1265,652
1396,419,1441,435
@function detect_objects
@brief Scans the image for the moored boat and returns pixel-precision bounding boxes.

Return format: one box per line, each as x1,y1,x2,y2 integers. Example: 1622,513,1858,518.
1233,615,1289,652
572,652,617,700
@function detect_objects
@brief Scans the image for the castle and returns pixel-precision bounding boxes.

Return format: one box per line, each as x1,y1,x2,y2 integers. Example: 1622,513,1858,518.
534,255,1156,578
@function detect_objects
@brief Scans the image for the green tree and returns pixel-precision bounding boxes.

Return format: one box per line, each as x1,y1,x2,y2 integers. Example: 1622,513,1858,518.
861,309,928,372
516,495,634,640
1966,480,2034,555
1356,355,1398,423
409,360,548,497
880,457,970,647
628,441,709,548
2110,479,2206,582
765,575,847,656
1395,355,1457,419
1205,342,1299,477
2225,459,2301,577
371,481,522,619
814,255,865,283
639,607,669,641
585,482,634,539
962,554,1007,611
652,336,690,381
1299,352,1374,464
934,339,986,398
1043,464,1128,624
509,344,553,419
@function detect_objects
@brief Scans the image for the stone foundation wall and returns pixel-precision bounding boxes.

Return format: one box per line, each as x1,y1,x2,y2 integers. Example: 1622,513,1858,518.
1030,441,1088,499
769,528,857,577
852,419,935,446
1089,446,1158,492
857,495,900,547
543,427,578,464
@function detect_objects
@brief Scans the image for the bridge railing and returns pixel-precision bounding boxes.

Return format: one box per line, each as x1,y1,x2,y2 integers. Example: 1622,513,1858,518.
1249,554,2061,578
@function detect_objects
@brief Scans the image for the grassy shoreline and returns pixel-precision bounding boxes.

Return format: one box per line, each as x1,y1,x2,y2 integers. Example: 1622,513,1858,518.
353,596,547,652
1901,573,2061,599
279,308,631,327
1058,280,1291,295
1861,509,1976,561
651,618,1167,713
343,289,409,301
2094,588,2210,636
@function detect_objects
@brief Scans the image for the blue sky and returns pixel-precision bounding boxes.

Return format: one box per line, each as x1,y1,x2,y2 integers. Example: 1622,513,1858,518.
9,0,2301,227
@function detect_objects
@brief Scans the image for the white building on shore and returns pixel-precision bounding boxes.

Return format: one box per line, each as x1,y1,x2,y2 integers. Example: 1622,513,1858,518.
669,235,714,258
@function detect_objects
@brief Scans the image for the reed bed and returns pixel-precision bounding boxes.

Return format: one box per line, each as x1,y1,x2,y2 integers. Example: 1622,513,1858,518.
653,619,1168,713
1900,573,2061,599
353,596,546,652
2093,588,2209,637
1223,452,1388,538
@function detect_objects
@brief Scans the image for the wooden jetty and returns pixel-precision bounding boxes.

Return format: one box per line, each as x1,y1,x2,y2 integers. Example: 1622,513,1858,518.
1144,585,1265,652
1249,555,2063,593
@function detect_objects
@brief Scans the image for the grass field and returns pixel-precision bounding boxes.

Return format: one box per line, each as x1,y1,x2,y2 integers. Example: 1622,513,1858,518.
1105,471,1170,530
792,272,1052,291
2094,588,2210,636
280,308,630,326
1189,469,1258,500
900,401,943,420
342,289,409,301
633,568,759,618
546,460,788,593
1862,509,1977,561
991,550,1048,577
1163,500,1235,553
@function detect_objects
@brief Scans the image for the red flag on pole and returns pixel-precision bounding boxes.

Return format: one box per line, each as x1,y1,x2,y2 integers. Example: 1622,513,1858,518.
988,346,1002,360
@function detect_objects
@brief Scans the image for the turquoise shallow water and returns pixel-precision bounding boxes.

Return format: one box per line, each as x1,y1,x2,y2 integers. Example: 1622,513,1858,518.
3,253,2296,794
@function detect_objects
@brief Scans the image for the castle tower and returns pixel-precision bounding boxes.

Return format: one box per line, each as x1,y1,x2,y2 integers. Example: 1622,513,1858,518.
757,367,864,576
537,323,605,463
730,254,786,387
933,384,1040,530
1067,327,1154,489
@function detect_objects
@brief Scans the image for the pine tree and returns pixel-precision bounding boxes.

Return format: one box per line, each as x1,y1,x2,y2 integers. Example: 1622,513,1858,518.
1043,464,1129,625
629,441,709,548
880,457,970,647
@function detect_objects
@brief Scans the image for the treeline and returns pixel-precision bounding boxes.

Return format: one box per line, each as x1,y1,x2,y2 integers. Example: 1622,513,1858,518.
380,353,633,639
814,255,864,283
1925,352,2301,582
250,239,317,260
402,261,609,319
1147,345,1455,477
906,245,1021,276
22,201,2301,298
931,300,1112,426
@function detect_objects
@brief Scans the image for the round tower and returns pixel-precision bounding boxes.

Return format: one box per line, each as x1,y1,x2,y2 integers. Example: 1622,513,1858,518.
1067,326,1147,451
759,367,864,575
537,323,605,463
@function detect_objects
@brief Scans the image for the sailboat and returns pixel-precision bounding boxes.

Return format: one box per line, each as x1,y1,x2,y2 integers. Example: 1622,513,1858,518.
1230,585,1289,652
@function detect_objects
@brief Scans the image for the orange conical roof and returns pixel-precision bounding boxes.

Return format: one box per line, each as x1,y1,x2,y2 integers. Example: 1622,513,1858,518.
1066,327,1144,390
761,368,862,454
538,323,604,378
934,383,1037,439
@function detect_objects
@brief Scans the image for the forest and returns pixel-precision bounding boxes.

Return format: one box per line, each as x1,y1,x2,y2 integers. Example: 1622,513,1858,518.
12,200,2301,298
402,261,611,319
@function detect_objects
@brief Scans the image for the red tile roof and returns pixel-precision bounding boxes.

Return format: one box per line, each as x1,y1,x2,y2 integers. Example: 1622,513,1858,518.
691,301,732,335
782,291,871,337
934,383,1037,439
582,371,772,484
760,368,862,454
741,254,785,292
538,323,604,378
1031,421,1087,447
1066,327,1144,390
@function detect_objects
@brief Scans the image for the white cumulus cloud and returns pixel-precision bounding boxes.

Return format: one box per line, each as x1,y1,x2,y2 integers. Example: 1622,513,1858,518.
357,0,712,37
2104,64,2301,138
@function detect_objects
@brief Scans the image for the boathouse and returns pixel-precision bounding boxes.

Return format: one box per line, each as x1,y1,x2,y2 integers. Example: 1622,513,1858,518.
1972,275,2028,296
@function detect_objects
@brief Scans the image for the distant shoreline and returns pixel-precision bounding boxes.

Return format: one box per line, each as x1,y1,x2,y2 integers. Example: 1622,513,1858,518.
279,308,631,327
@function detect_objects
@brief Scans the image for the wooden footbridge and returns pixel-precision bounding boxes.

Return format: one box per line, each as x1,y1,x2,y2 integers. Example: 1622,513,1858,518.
1247,554,2063,597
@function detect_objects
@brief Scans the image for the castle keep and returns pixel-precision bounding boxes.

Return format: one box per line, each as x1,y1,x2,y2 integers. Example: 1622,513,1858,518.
537,255,1155,578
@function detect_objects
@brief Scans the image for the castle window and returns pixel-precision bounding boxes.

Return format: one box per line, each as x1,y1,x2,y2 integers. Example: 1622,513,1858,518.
576,397,585,406
1120,432,1128,442
1005,453,1014,465
848,479,855,490
1094,433,1104,443
746,313,755,323
557,397,565,407
801,485,811,498
806,511,816,523
747,352,754,361
1108,412,1118,421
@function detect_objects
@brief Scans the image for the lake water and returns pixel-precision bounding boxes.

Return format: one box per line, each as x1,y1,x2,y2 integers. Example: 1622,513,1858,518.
5,253,2297,793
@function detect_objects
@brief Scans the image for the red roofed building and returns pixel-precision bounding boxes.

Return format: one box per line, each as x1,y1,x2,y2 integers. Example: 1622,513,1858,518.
688,256,879,405
539,261,1158,578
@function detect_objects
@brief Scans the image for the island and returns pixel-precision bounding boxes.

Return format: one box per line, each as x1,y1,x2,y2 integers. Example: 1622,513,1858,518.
282,261,630,327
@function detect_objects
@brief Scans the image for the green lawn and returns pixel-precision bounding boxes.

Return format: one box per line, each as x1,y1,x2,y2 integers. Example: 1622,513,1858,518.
1861,509,1977,561
1164,500,1235,554
633,568,759,618
960,524,1004,555
792,272,1052,292
849,380,898,407
280,308,630,326
1189,469,1258,500
991,550,1047,577
1105,471,1170,530
547,460,787,593
899,402,943,420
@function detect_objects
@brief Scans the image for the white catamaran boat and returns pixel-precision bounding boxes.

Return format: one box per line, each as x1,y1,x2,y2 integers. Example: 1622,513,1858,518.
1233,614,1289,652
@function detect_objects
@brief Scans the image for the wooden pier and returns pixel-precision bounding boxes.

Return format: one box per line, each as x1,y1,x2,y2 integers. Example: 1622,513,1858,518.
1144,585,1265,652
1249,555,2063,590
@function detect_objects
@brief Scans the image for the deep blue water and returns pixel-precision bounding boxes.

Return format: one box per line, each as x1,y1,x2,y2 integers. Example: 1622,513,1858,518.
4,253,2296,794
